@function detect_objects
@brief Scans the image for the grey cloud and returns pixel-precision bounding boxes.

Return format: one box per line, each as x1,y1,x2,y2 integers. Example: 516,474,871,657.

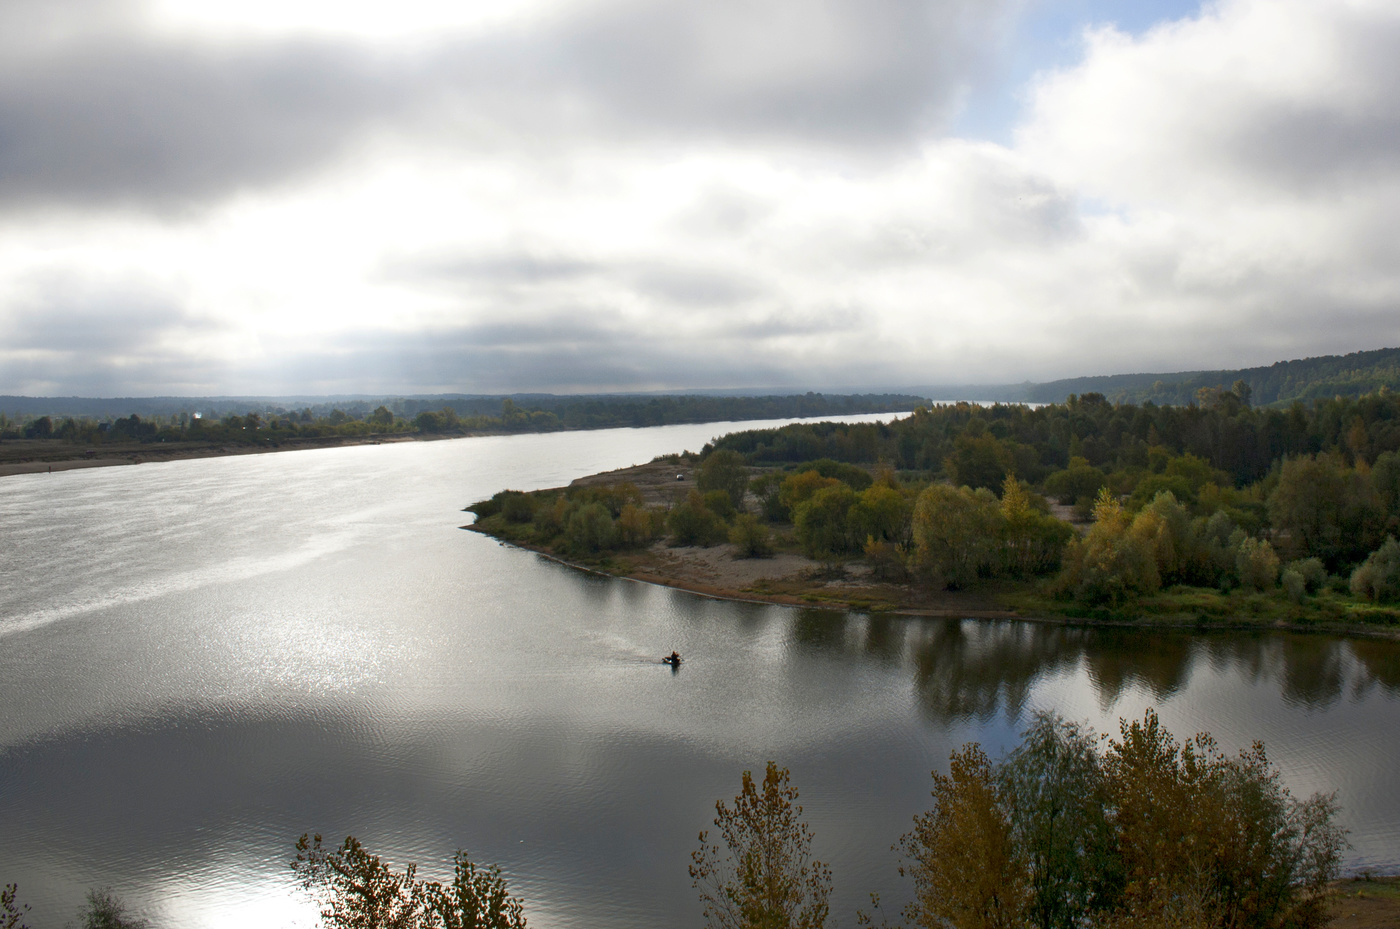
386,248,771,309
1217,19,1400,195
0,40,402,211
628,264,766,307
0,0,1019,212
0,277,231,394
235,312,883,394
487,0,1018,148
2,282,220,353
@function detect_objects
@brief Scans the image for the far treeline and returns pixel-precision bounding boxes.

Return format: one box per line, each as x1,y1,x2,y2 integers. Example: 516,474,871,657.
0,393,924,446
4,710,1353,929
472,385,1400,627
973,345,1400,407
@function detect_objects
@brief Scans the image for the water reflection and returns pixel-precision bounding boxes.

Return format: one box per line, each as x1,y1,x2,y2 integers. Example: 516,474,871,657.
786,611,1400,724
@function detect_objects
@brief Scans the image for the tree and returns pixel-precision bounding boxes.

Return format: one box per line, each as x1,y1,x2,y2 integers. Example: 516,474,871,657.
669,490,731,547
293,834,526,929
700,450,750,511
691,762,831,929
1235,537,1280,592
999,476,1073,578
794,485,856,560
295,834,427,929
74,889,150,929
370,406,395,428
1056,489,1159,605
911,484,1002,589
899,744,1029,929
998,714,1120,929
566,502,615,552
1103,710,1345,929
730,513,774,558
848,484,908,545
425,853,528,929
778,471,842,520
2,884,30,929
1350,536,1400,602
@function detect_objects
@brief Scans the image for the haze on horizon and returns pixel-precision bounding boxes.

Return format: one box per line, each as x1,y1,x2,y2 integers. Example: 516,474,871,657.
2,0,1397,398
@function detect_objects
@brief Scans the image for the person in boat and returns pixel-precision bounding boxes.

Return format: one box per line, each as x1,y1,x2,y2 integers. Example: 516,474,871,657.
666,651,681,664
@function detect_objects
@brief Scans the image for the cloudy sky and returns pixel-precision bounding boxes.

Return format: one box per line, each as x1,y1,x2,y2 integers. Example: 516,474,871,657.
1,0,1397,396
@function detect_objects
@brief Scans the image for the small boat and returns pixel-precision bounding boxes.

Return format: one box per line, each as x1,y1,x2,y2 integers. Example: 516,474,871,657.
663,653,682,666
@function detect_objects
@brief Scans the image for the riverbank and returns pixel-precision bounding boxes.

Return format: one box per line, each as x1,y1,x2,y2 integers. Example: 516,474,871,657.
1329,875,1400,929
468,460,1400,638
0,432,465,477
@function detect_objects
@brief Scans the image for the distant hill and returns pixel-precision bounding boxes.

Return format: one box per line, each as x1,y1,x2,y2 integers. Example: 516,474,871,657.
914,347,1400,407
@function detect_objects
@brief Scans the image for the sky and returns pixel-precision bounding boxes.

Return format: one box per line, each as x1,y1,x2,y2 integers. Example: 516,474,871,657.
1,0,1398,397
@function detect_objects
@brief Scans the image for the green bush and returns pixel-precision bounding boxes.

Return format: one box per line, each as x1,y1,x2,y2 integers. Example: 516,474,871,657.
1281,568,1306,603
729,514,774,559
1350,536,1400,603
567,502,615,553
1235,536,1280,592
668,490,729,547
794,484,856,560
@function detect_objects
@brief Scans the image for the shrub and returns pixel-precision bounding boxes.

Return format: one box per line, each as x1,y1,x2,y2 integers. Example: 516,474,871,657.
1235,536,1280,592
697,449,749,511
499,491,535,523
616,503,658,548
1350,536,1400,603
729,514,773,559
567,502,615,552
1289,557,1328,593
1281,568,1307,603
668,490,730,547
794,485,856,560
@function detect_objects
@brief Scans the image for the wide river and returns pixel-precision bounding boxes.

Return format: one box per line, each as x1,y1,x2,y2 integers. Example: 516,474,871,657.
2,418,1398,928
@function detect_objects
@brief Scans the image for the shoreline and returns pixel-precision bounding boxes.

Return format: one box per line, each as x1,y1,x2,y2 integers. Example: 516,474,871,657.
0,431,504,478
465,526,1400,640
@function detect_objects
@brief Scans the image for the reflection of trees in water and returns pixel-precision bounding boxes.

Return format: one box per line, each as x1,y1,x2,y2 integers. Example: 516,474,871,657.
1277,636,1346,708
780,609,1400,724
1349,638,1400,694
1078,629,1195,707
906,621,1079,723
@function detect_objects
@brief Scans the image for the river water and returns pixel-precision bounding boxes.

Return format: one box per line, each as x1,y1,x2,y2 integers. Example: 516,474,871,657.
1,418,1397,928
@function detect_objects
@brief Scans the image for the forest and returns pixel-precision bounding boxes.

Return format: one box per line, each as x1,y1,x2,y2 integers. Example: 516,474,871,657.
0,393,922,448
471,385,1400,625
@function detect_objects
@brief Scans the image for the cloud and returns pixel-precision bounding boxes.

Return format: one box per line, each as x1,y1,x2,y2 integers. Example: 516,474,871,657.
5,0,1400,397
1019,0,1400,204
0,0,1020,215
0,273,230,394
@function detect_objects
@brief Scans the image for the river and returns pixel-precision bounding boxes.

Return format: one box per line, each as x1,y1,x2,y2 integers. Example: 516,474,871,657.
1,417,1397,928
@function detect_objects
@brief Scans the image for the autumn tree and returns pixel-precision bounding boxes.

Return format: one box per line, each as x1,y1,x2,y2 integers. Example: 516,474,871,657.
998,714,1119,929
699,450,751,511
899,744,1029,929
2,884,29,929
1102,710,1344,929
794,485,856,560
295,834,427,929
293,834,526,929
691,762,831,929
730,513,774,558
911,484,1002,588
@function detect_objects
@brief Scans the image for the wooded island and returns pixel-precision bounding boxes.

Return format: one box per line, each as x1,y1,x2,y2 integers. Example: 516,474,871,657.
470,387,1400,633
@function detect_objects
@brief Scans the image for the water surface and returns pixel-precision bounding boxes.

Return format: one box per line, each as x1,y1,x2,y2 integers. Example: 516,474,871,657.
2,419,1397,928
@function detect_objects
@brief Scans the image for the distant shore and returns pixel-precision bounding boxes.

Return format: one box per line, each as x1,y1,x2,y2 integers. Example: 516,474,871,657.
0,431,475,478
